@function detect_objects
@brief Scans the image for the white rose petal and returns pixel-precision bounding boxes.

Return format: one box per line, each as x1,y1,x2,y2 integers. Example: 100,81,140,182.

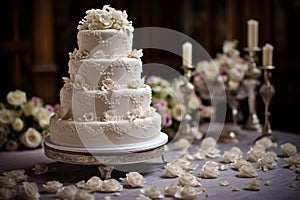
6,90,27,106
257,151,279,171
164,183,182,197
43,180,63,194
21,128,42,148
244,180,261,191
280,143,297,157
164,163,184,178
174,186,202,200
100,179,123,192
284,152,300,167
136,194,151,200
3,169,27,182
18,182,40,200
222,147,243,163
178,172,201,187
120,172,146,188
140,186,165,199
246,146,265,162
231,159,250,171
254,137,274,150
199,161,220,179
76,189,95,200
56,185,78,199
12,117,24,132
238,164,258,178
219,180,230,187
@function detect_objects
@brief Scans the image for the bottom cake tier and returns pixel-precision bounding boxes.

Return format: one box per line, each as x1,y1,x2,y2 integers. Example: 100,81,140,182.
49,112,162,148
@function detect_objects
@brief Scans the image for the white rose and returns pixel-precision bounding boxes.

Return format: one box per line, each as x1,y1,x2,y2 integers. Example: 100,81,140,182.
174,186,202,200
199,161,220,179
254,137,274,150
18,182,40,200
100,179,123,192
246,146,265,162
178,172,201,187
238,164,258,178
3,169,27,182
164,183,182,197
231,159,249,170
284,152,300,167
35,107,52,128
280,143,297,157
12,117,24,132
222,147,243,163
21,128,42,148
6,90,26,106
85,176,103,191
43,180,63,194
22,101,39,117
164,164,184,178
120,172,146,188
4,140,18,151
141,186,165,199
0,109,15,124
56,185,78,199
257,153,278,172
0,187,16,199
171,104,185,121
0,176,16,187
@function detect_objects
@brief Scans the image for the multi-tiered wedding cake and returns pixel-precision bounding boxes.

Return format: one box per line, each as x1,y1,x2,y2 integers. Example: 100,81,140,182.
49,5,165,149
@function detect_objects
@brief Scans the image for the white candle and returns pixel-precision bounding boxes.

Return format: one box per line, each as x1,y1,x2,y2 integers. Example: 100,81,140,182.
182,42,192,67
247,19,259,48
263,43,274,66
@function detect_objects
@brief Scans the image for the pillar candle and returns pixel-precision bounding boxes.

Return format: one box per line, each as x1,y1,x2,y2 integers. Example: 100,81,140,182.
182,42,192,67
263,43,274,66
247,19,259,48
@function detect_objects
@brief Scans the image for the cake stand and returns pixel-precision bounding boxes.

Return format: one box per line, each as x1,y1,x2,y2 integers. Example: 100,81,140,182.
44,132,168,179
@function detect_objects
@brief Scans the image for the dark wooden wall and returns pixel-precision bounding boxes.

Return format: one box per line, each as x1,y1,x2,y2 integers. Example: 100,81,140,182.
0,0,299,133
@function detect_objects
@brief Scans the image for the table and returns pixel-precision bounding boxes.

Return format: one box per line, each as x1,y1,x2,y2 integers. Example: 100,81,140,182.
1,126,300,200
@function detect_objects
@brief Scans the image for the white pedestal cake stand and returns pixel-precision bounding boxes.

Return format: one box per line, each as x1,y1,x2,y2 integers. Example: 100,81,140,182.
44,132,168,179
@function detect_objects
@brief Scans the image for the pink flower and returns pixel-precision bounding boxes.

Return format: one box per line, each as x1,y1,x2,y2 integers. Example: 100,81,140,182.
154,100,167,111
164,115,173,127
146,76,157,85
31,96,42,104
45,104,54,112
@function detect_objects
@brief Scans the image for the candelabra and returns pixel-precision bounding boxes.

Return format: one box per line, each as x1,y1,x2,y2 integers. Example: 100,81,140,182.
257,65,277,142
243,47,262,131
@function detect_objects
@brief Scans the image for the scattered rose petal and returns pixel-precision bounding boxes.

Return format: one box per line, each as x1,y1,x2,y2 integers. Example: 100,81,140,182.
288,184,298,191
264,181,272,186
32,162,48,175
140,186,165,199
219,181,230,187
244,180,261,191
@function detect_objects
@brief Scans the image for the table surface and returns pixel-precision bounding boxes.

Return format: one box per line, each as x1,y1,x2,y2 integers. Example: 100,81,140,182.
1,125,300,200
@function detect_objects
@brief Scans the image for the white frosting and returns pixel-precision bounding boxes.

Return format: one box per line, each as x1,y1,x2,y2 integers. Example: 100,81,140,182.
50,113,161,147
77,30,132,59
68,58,142,87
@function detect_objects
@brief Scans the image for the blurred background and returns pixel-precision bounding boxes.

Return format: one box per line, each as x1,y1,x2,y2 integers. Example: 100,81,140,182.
0,0,299,133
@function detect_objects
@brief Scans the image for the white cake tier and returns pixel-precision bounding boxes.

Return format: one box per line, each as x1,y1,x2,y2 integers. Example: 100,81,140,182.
49,112,162,148
77,30,132,59
59,85,152,120
68,58,142,88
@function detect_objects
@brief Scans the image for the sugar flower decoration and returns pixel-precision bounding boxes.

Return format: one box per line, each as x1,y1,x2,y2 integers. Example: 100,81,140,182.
77,176,102,192
174,186,202,200
43,180,63,194
128,77,145,89
101,78,115,91
246,146,265,162
18,182,40,200
199,161,220,179
3,169,28,182
237,163,258,178
128,49,143,59
140,186,165,199
100,179,123,192
120,172,146,188
243,180,261,191
222,146,243,163
56,185,78,199
280,143,297,157
178,172,201,187
231,159,250,171
164,163,184,178
164,183,182,197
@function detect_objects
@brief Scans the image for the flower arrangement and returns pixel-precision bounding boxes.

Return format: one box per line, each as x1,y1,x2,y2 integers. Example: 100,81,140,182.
146,76,213,139
193,40,248,92
0,90,54,151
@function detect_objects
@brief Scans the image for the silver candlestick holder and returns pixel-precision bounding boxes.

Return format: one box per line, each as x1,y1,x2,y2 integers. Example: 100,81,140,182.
243,47,262,131
257,65,277,142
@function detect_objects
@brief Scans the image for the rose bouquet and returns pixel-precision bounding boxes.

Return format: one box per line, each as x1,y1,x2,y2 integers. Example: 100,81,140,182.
146,76,213,139
0,90,54,151
193,40,248,92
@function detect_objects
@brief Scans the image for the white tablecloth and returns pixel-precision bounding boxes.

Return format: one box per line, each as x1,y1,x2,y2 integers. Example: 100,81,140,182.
1,126,300,199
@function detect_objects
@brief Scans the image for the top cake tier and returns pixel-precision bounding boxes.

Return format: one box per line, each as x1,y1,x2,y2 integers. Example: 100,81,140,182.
76,5,134,59
77,30,133,59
